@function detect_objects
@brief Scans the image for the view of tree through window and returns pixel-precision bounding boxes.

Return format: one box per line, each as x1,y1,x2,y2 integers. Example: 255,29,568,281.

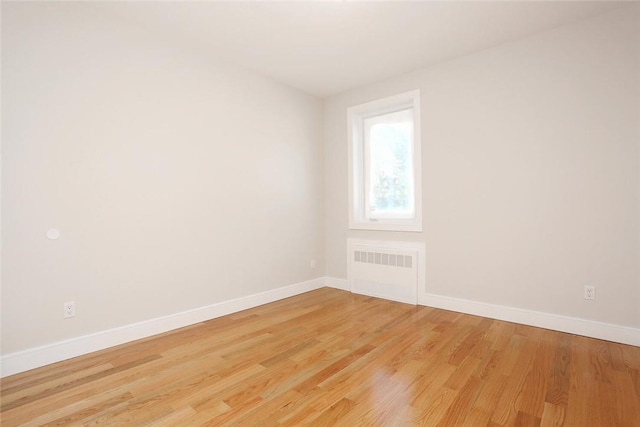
364,108,414,218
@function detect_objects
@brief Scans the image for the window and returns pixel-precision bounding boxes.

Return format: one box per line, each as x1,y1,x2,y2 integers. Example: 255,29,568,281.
348,90,422,231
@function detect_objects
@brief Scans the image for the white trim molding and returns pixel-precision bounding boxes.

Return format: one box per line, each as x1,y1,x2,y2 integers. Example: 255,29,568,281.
3,279,637,378
0,278,325,378
325,277,350,291
423,293,640,347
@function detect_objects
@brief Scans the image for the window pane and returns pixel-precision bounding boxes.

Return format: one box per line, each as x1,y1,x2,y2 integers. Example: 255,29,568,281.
364,108,414,218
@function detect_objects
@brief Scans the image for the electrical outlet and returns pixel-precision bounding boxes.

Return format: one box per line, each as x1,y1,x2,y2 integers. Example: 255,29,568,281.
584,286,595,300
310,259,317,269
64,301,76,318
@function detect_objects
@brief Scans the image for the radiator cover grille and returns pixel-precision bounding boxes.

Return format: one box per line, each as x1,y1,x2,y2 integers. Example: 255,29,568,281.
354,250,413,268
347,239,424,305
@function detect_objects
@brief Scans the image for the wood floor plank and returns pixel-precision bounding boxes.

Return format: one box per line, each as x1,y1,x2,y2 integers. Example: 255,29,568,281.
2,288,639,426
436,375,482,426
0,355,161,412
540,402,566,427
515,334,554,419
489,334,539,426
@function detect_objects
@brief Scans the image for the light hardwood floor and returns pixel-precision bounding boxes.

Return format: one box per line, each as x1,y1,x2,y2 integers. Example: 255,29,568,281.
1,288,639,426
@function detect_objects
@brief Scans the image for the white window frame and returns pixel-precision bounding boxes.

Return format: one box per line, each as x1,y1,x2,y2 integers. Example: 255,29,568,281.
348,90,422,232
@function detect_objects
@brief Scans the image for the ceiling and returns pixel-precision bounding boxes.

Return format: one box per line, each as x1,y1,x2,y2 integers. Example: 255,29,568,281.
93,1,629,98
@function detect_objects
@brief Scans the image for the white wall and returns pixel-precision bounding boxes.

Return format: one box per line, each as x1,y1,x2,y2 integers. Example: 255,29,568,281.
324,5,640,328
1,3,324,355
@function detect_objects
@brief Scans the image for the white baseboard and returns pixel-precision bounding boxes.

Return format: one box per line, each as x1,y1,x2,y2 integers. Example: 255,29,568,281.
422,293,640,347
325,277,350,291
328,277,639,346
3,278,637,378
0,278,325,378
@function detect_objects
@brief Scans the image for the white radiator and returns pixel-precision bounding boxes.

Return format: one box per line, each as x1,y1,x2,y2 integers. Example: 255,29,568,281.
347,239,425,304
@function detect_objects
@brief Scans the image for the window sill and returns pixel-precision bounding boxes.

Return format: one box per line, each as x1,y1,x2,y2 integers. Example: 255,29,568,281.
349,220,422,232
